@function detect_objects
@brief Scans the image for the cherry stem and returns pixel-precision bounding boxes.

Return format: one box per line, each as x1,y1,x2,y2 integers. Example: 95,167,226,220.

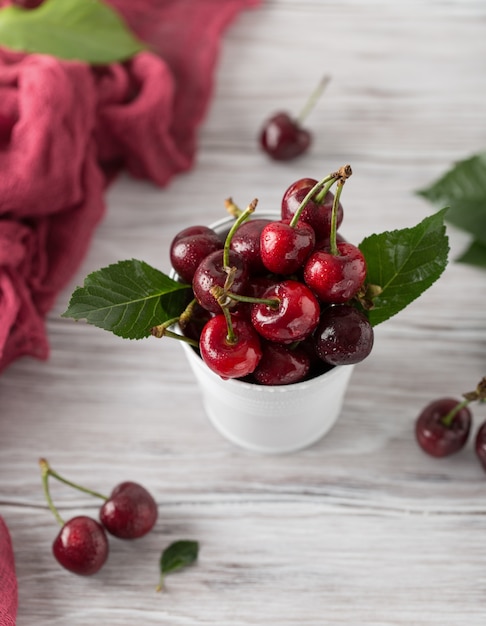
329,178,346,256
441,377,486,427
223,199,257,268
440,398,471,428
221,305,237,344
224,197,242,218
39,458,108,502
39,458,64,527
288,165,352,229
225,291,280,309
296,75,331,125
151,316,199,348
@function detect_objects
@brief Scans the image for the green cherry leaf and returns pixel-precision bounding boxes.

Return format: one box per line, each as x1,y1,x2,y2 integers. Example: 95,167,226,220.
157,540,199,591
62,260,191,340
358,208,449,326
0,0,146,64
417,152,486,247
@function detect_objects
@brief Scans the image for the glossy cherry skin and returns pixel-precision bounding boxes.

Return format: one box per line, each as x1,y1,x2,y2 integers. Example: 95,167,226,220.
415,398,472,458
52,516,108,576
303,242,367,304
252,341,310,386
260,112,311,161
99,482,158,539
199,313,262,379
192,249,248,314
281,178,343,247
230,218,272,275
475,421,486,471
315,304,374,366
260,220,315,275
251,279,320,344
170,225,223,284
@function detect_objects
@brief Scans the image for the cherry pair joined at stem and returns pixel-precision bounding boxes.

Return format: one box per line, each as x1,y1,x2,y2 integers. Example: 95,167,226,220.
40,459,158,576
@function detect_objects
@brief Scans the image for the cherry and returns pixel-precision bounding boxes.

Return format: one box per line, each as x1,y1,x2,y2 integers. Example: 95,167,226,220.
252,341,310,386
260,219,315,275
170,225,223,284
99,481,158,539
192,249,248,313
52,516,109,576
475,421,486,472
260,112,311,161
415,398,472,458
315,304,374,365
260,76,330,161
281,177,343,247
251,279,320,344
199,313,262,379
230,218,272,275
304,241,367,304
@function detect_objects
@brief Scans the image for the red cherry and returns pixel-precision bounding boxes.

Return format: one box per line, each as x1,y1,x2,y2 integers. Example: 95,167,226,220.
230,218,272,275
281,177,343,247
415,398,472,458
303,242,367,303
192,249,248,314
199,313,262,379
260,112,311,161
252,341,310,385
52,516,108,576
315,304,374,366
251,279,320,344
260,220,315,275
99,482,158,539
170,225,223,284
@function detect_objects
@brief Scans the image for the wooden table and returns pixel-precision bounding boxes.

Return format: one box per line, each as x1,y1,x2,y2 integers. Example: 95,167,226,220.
2,1,486,624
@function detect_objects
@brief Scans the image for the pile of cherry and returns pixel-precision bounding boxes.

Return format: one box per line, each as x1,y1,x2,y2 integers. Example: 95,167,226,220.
166,165,374,384
40,459,157,576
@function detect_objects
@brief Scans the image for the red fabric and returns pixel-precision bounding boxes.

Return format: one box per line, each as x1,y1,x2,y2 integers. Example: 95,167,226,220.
0,0,261,373
0,517,17,626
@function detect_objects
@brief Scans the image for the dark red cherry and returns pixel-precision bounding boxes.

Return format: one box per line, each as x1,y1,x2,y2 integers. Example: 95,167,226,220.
252,341,310,385
260,112,311,161
281,178,343,247
315,304,374,366
415,398,472,458
475,421,486,471
192,249,248,313
230,218,272,275
199,313,262,379
99,482,158,539
251,279,320,344
303,242,367,303
170,225,223,284
52,516,108,576
260,220,315,275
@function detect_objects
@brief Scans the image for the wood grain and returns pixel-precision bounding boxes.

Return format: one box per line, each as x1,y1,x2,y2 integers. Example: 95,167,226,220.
2,1,486,624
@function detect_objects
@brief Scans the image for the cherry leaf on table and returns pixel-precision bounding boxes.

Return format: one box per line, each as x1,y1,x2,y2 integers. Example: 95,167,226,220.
0,0,145,64
358,208,449,327
417,152,486,268
61,260,191,340
157,540,199,591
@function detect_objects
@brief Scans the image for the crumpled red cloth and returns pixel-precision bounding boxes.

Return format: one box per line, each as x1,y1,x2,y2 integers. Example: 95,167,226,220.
0,0,261,373
0,517,17,626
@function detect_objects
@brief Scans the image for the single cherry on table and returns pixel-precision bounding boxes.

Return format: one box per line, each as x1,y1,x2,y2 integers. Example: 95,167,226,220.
414,377,486,459
259,76,330,161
